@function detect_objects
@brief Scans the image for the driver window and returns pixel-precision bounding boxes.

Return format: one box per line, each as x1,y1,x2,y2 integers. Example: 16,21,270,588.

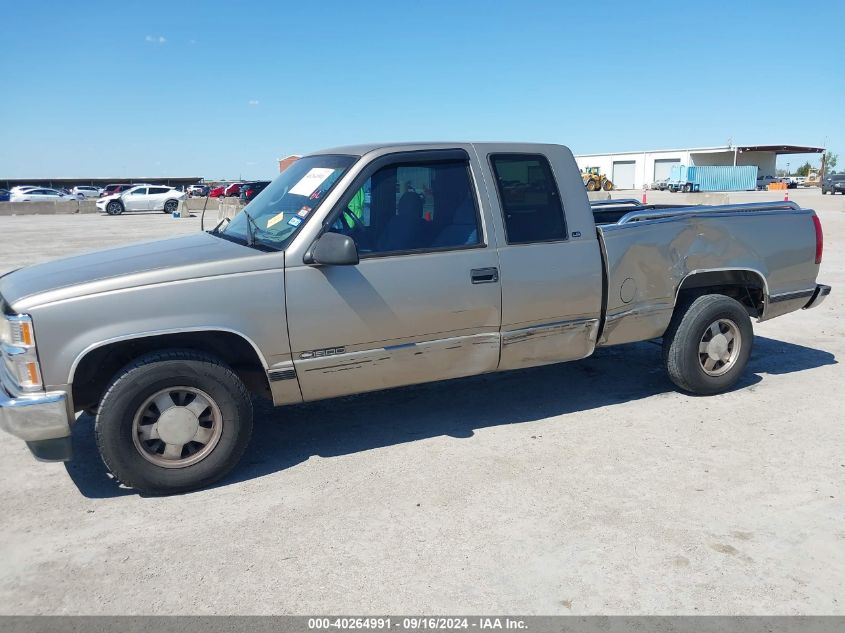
332,160,481,255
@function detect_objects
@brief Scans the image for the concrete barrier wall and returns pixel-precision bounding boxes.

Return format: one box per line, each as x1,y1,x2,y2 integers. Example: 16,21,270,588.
0,200,98,215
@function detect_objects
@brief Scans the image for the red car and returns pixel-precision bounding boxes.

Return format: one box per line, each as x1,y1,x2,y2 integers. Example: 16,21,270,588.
223,182,244,197
208,185,226,198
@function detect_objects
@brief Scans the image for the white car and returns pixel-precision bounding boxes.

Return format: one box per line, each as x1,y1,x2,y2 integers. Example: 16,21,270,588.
72,185,102,198
9,185,39,194
10,188,79,202
96,185,187,215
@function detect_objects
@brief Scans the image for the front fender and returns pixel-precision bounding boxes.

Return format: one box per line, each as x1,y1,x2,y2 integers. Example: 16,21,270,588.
27,269,290,389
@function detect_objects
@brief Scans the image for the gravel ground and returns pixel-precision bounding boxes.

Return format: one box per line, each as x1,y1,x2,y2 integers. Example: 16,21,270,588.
0,191,843,615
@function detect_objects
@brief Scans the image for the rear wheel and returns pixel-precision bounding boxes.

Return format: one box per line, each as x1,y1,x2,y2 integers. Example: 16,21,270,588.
602,179,613,191
683,183,692,193
106,200,123,215
663,294,753,395
95,350,253,494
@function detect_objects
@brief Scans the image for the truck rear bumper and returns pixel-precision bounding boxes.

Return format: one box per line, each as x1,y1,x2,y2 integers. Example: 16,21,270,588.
0,386,73,461
803,284,831,310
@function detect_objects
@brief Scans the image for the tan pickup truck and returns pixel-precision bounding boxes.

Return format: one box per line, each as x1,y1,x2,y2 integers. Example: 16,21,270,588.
0,142,830,494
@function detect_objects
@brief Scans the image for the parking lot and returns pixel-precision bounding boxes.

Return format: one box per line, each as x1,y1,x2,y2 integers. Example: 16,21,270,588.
0,190,843,615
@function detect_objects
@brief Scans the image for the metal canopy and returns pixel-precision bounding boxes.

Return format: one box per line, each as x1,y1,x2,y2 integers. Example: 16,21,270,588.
736,145,825,154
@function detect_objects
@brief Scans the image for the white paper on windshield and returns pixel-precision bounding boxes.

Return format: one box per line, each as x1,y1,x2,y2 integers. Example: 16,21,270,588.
288,168,335,197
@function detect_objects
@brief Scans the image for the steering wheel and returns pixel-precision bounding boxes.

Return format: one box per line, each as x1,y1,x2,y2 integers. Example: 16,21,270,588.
338,207,372,250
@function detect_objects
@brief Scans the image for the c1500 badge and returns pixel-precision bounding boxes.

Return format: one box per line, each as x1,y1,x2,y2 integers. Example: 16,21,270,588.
300,347,346,360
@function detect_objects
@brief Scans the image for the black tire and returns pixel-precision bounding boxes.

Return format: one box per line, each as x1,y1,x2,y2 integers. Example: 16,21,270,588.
683,183,692,193
164,199,178,214
95,350,253,494
106,200,123,215
662,294,753,395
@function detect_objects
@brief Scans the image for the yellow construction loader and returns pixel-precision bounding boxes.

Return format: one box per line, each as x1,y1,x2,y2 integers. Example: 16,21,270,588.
582,167,614,191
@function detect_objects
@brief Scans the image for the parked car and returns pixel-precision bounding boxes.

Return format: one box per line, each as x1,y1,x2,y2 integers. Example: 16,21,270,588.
0,142,830,494
9,186,39,194
223,182,244,197
187,184,210,197
72,185,102,198
822,174,845,195
96,185,187,215
650,178,670,191
0,189,10,202
756,175,779,190
794,176,807,187
239,180,271,203
9,188,79,202
208,185,226,198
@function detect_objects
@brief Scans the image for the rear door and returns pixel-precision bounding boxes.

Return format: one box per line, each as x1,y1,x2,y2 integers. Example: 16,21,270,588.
285,149,502,401
147,187,171,210
475,146,604,370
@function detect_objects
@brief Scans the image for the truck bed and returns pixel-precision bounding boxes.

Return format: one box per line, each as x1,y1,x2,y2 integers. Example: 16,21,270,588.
591,199,821,348
590,198,801,226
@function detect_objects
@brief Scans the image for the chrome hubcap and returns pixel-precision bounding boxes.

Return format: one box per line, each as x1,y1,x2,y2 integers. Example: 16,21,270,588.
698,319,742,377
132,387,222,468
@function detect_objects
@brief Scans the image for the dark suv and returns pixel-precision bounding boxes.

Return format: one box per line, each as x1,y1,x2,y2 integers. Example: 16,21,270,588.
822,174,845,195
239,180,271,203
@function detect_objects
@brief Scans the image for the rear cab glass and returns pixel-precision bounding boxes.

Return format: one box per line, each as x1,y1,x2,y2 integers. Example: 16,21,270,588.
489,154,567,244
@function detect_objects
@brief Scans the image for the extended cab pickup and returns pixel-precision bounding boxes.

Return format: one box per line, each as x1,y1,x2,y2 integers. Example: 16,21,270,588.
0,143,831,494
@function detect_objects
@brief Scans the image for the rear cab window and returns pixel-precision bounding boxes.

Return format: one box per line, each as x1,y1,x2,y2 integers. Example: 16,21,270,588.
489,154,567,244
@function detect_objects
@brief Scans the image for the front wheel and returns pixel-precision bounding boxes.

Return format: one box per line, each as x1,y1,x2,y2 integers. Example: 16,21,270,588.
164,199,179,214
106,200,123,215
95,350,253,494
663,294,753,395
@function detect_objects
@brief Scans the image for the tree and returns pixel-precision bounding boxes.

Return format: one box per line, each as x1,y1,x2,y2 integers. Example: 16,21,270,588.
823,151,838,174
796,162,813,177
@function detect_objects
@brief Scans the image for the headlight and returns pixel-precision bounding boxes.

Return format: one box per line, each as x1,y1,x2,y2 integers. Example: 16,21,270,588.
1,314,43,391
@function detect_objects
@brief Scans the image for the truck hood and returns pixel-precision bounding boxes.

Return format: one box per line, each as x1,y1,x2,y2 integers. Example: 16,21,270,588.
0,232,279,312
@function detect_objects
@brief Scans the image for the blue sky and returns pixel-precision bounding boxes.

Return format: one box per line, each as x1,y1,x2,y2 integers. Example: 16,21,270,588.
1,0,842,180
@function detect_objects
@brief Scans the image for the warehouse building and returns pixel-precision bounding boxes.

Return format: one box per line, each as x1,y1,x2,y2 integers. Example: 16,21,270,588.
575,144,824,190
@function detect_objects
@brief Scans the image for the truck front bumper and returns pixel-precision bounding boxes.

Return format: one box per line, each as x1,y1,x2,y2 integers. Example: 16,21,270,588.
0,386,73,461
803,284,831,310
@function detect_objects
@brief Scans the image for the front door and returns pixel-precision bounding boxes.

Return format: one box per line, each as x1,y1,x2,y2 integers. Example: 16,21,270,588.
285,150,502,401
124,187,147,211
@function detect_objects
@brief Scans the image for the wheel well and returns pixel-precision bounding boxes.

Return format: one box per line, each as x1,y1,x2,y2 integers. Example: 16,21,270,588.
676,270,766,318
71,331,270,412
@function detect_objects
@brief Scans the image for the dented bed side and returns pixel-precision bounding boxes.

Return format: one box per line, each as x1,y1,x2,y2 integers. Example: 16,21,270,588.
596,207,821,347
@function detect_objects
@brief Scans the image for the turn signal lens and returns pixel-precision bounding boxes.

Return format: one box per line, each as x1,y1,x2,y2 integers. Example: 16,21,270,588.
20,322,33,346
26,362,39,385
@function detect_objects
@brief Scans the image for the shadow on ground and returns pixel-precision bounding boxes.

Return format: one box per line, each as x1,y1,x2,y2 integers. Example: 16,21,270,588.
64,336,836,498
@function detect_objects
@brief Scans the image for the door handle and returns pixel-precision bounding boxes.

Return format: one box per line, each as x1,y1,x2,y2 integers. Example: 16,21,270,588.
471,267,499,284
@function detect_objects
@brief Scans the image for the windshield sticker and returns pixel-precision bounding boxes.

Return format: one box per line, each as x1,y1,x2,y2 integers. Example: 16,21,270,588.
298,206,311,217
287,216,302,227
288,168,336,197
266,212,287,228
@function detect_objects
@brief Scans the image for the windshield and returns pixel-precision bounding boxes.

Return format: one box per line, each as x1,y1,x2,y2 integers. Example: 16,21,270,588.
218,154,356,250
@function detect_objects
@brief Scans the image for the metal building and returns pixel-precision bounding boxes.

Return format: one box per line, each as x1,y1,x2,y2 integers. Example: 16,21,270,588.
575,144,824,190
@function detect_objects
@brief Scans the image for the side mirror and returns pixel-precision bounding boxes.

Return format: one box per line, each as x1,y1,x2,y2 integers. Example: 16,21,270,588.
307,232,359,266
